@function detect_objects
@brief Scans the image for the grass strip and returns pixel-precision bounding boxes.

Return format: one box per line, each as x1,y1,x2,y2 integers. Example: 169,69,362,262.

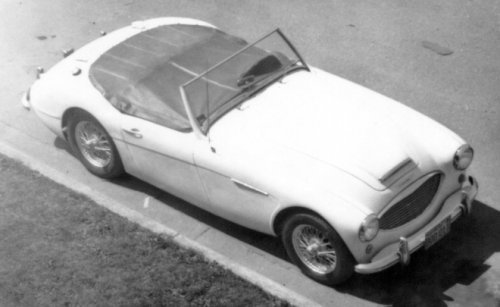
0,154,289,306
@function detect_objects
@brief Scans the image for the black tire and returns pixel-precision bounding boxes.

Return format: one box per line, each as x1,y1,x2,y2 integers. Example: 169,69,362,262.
67,111,124,179
281,213,355,285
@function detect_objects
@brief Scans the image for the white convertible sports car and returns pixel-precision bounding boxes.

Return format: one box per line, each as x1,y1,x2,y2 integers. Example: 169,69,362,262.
22,17,478,285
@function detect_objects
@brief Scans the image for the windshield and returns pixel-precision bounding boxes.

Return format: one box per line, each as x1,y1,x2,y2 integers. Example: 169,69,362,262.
181,29,308,134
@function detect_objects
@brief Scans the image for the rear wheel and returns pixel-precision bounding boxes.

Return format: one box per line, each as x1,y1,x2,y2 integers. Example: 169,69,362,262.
281,213,355,285
67,111,124,178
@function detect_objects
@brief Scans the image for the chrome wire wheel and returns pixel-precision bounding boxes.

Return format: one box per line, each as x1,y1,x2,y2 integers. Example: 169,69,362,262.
74,121,113,168
291,224,337,274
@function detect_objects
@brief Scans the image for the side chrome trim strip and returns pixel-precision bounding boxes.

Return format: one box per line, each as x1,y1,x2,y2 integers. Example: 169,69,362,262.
231,178,269,196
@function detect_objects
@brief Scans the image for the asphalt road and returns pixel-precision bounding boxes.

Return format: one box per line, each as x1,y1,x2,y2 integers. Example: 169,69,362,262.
1,0,500,306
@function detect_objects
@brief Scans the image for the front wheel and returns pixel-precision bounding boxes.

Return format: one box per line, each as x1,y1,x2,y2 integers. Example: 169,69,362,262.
281,213,355,285
67,111,124,179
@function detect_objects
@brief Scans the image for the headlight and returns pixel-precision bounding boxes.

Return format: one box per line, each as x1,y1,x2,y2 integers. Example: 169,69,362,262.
359,214,379,242
453,144,474,170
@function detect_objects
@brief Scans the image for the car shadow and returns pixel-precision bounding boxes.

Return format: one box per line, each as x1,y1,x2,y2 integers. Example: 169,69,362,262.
110,171,500,306
54,137,69,151
54,136,288,258
119,176,499,306
110,172,289,260
336,200,500,306
54,137,498,305
54,136,76,157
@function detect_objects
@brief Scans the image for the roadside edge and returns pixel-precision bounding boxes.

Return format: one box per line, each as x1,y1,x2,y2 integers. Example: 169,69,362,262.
0,138,321,307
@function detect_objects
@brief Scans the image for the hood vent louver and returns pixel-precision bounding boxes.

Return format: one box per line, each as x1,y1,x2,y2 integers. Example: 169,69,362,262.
379,158,417,186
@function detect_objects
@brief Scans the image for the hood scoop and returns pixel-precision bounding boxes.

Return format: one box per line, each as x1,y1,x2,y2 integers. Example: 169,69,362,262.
379,157,417,186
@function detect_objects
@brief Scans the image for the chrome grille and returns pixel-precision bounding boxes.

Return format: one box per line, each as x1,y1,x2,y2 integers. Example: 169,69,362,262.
379,174,441,230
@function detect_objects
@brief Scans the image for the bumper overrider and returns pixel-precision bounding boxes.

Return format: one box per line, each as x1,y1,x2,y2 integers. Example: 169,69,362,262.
355,175,478,274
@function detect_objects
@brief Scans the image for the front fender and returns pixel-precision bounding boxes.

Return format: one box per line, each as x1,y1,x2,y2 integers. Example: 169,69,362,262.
271,197,369,264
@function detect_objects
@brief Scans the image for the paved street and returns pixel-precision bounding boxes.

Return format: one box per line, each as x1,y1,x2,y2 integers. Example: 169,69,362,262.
1,0,499,306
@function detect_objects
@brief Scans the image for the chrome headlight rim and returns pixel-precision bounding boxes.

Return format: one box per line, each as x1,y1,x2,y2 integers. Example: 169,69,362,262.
359,214,379,242
453,144,474,170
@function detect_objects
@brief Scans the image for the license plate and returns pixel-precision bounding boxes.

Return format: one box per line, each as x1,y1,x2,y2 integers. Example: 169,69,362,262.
425,217,451,249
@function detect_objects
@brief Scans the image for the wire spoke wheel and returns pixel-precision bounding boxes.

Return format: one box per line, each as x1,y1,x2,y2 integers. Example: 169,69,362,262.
291,224,337,274
75,121,113,168
282,213,354,285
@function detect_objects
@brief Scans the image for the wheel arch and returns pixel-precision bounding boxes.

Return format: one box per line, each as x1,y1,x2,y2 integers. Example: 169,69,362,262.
62,108,125,178
61,107,89,141
273,206,326,237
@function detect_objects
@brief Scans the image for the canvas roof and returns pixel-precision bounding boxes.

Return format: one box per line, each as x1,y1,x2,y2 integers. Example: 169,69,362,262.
89,24,259,131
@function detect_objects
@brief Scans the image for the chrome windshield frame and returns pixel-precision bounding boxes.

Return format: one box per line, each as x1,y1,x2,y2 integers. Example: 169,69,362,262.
180,28,309,136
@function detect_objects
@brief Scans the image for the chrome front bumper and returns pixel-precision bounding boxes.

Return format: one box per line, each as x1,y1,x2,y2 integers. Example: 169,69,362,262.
355,175,478,274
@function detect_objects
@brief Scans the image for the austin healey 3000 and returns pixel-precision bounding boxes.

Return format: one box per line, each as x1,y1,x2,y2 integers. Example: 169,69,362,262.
22,18,478,285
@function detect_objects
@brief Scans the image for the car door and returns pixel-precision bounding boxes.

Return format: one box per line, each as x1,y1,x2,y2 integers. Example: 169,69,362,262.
118,114,210,208
192,140,280,234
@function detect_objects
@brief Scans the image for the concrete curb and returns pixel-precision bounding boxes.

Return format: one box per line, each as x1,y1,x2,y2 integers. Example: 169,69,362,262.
0,139,322,307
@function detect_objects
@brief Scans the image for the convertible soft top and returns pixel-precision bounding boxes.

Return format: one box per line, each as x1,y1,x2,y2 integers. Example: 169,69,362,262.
89,24,262,131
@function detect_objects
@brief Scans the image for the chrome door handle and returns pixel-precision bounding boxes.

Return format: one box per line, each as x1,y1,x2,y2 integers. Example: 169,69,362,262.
122,128,142,138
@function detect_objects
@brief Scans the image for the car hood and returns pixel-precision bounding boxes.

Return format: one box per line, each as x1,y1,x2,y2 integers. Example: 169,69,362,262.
208,68,458,193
